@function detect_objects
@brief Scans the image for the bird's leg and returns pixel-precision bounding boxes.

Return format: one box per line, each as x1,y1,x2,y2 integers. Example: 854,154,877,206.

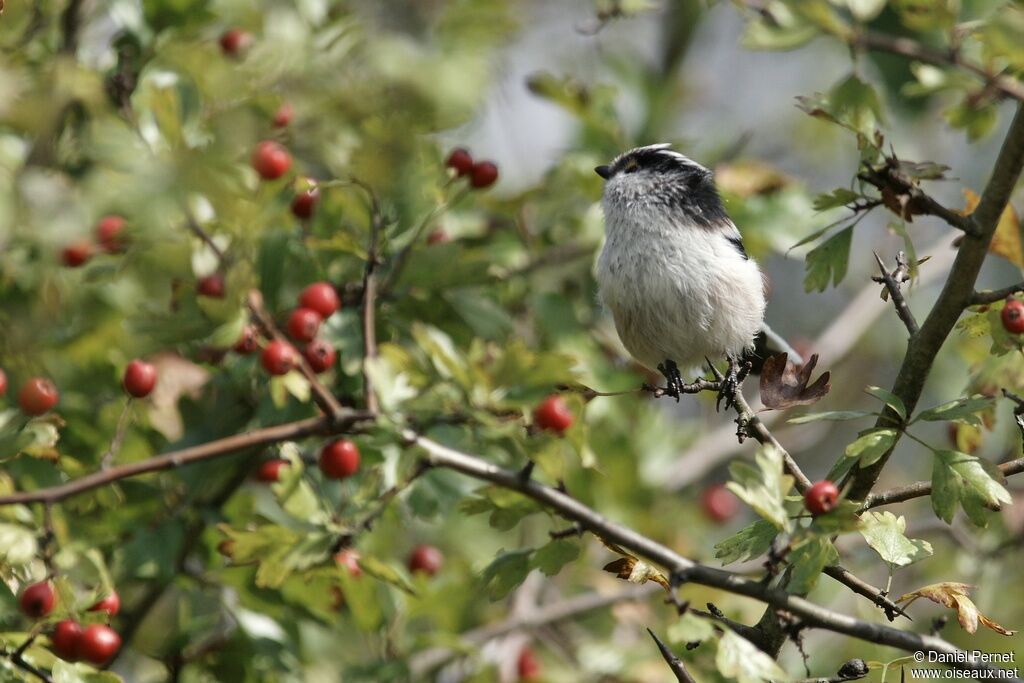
657,359,684,402
715,356,750,412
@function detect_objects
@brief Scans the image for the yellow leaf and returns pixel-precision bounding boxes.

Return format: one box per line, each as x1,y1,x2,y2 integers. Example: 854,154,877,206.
962,189,1024,268
896,581,1017,636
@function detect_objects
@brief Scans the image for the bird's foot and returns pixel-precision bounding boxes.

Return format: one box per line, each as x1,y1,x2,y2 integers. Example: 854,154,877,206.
657,360,684,402
712,357,752,412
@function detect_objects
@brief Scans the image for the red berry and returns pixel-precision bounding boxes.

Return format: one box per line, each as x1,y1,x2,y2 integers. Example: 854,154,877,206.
303,339,336,373
62,242,92,268
18,378,59,416
426,229,451,245
469,161,498,189
77,624,121,665
319,439,360,479
408,544,443,576
272,103,294,128
445,148,473,176
286,307,322,343
0,368,7,397
219,29,252,56
233,325,259,355
1002,298,1024,334
291,188,320,220
298,282,340,319
19,580,56,619
123,360,157,398
517,647,542,681
51,620,83,661
804,480,841,516
533,395,574,434
251,140,291,180
701,483,740,523
256,458,290,482
89,590,121,617
95,215,126,253
197,274,225,298
335,549,362,578
261,340,298,375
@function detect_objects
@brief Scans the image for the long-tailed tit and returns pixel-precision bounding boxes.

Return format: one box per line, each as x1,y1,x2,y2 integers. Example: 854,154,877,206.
594,143,793,405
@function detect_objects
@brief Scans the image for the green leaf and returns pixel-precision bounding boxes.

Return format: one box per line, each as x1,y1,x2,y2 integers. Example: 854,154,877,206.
788,410,874,424
931,453,960,524
864,386,907,420
0,523,38,566
787,537,838,594
480,549,533,600
716,629,791,683
914,396,994,426
458,486,540,531
804,226,852,292
931,450,1012,525
358,554,417,595
859,511,933,567
667,610,716,644
726,446,795,532
531,540,580,577
845,428,897,467
843,0,886,21
714,520,779,565
812,188,860,212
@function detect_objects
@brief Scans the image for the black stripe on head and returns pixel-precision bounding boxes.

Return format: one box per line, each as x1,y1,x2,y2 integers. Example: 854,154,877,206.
726,234,749,260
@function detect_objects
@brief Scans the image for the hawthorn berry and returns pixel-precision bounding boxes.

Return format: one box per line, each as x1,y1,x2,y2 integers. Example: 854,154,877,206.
445,148,473,176
303,339,336,373
426,228,451,245
298,282,340,319
219,28,252,56
335,549,362,578
700,483,739,523
78,624,121,665
19,580,56,619
251,140,291,180
123,360,157,398
287,307,322,343
197,274,226,298
291,188,320,220
272,103,294,128
89,590,121,617
261,340,298,375
804,480,840,516
51,620,83,661
1002,298,1024,334
469,161,498,189
408,544,443,576
18,377,59,416
256,458,290,482
0,368,6,397
533,395,573,434
319,439,360,479
95,215,126,253
62,242,92,268
517,647,542,681
234,325,259,355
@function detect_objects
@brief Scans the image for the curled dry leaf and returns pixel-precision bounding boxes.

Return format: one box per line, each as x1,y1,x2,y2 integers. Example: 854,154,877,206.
147,353,211,440
759,353,831,410
895,582,1016,636
597,535,671,591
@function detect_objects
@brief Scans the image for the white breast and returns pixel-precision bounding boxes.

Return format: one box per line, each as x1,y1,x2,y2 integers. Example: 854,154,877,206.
596,205,766,372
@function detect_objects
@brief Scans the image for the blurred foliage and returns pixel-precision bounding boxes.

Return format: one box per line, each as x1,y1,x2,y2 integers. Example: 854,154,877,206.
0,0,1023,682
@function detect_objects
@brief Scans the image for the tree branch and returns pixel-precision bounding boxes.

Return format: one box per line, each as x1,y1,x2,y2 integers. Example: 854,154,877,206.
872,251,919,336
360,190,384,415
971,282,1024,305
648,627,697,683
861,456,1024,511
405,431,1018,678
857,167,976,234
0,415,370,506
847,101,1024,501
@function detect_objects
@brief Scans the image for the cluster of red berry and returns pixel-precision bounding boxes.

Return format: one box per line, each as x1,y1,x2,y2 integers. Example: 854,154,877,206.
255,281,340,376
18,580,121,665
61,215,126,268
445,147,499,189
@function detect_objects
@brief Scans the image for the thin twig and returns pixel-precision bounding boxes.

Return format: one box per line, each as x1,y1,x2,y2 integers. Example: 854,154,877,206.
647,627,697,683
857,167,975,235
360,186,384,415
872,251,919,336
184,207,229,264
971,282,1024,305
59,0,84,55
8,631,53,683
100,399,134,469
861,457,1024,511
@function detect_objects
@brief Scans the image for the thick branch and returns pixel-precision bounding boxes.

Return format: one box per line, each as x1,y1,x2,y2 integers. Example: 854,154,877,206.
848,102,1024,501
861,457,1024,511
0,416,353,506
406,432,1017,678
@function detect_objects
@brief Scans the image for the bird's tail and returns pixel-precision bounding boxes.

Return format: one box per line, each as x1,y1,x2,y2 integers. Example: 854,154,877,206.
741,323,805,374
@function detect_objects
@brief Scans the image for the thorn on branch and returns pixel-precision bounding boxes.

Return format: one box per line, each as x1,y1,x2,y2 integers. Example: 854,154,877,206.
549,523,584,540
646,627,697,683
872,251,920,336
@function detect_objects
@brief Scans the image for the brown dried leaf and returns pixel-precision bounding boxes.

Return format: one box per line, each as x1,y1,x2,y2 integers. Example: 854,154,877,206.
895,582,1016,636
598,536,671,591
759,353,831,410
962,189,1024,268
147,352,211,440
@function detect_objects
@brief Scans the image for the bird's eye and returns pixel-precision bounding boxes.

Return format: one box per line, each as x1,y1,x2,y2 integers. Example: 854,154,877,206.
623,159,640,174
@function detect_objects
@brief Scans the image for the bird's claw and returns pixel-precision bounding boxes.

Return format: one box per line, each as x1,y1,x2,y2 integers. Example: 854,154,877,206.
657,360,684,402
715,358,750,412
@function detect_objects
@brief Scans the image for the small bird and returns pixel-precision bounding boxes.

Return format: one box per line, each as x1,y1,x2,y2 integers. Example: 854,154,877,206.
594,143,779,406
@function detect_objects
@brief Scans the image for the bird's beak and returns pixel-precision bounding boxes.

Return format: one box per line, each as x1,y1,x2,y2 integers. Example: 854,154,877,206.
594,165,611,180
